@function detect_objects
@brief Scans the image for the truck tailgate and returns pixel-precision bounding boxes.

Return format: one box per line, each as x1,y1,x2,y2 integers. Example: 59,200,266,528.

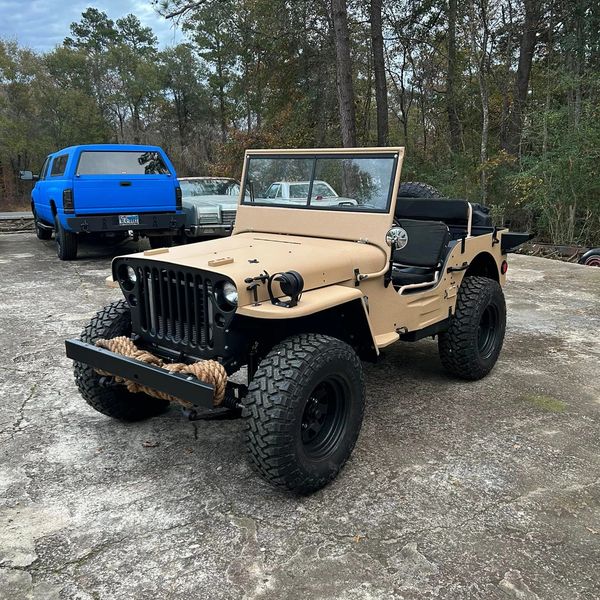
73,175,176,214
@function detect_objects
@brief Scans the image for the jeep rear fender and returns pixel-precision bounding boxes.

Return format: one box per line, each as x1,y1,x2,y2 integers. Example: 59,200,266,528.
236,285,378,361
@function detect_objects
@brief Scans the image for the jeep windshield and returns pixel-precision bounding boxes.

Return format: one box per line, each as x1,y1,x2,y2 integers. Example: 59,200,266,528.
241,153,397,212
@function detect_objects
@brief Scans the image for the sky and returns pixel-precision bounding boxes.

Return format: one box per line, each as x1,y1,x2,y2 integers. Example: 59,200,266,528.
0,0,182,51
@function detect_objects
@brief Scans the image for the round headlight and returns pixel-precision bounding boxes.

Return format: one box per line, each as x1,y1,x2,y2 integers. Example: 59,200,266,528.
222,281,238,306
126,265,137,284
118,263,137,291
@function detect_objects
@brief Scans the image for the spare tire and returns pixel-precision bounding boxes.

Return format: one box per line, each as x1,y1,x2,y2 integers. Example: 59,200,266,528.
398,181,442,199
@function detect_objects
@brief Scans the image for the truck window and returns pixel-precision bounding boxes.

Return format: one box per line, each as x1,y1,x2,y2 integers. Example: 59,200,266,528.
50,154,69,177
39,157,50,181
76,151,171,176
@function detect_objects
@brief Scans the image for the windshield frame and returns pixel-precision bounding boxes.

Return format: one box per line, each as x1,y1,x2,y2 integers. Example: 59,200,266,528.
240,152,399,214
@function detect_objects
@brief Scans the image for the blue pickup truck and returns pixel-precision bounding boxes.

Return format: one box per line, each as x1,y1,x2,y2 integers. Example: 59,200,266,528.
21,144,184,260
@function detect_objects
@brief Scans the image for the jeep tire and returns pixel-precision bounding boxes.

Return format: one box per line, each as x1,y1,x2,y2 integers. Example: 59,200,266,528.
243,334,365,494
438,276,506,380
33,207,52,240
55,215,78,260
74,300,169,421
398,181,442,199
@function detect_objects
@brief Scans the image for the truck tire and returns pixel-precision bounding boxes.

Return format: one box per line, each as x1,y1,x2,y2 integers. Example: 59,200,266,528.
438,276,506,380
33,207,52,240
55,215,78,260
73,300,169,421
398,181,442,199
243,333,365,494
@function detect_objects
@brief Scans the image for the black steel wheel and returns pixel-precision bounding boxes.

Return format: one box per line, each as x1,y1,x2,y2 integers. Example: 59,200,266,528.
438,276,506,380
73,300,169,421
243,333,365,494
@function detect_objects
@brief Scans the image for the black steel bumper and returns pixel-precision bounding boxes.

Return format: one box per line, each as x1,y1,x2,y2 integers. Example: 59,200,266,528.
66,212,185,233
65,339,216,409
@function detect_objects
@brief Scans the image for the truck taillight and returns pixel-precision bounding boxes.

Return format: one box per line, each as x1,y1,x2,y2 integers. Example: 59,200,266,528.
175,186,182,210
63,188,74,213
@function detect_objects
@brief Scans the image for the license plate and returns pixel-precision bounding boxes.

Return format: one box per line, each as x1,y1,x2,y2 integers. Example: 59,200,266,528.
119,215,139,226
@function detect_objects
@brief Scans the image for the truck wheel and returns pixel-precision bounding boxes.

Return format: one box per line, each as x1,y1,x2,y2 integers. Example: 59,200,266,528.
55,215,78,260
149,235,173,249
438,276,506,380
243,334,365,494
33,207,52,240
73,300,169,421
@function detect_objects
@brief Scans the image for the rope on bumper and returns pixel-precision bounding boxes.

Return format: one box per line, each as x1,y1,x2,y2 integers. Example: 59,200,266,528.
94,336,227,407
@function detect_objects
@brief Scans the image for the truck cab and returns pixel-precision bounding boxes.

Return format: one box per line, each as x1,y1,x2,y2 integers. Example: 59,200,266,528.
26,144,184,260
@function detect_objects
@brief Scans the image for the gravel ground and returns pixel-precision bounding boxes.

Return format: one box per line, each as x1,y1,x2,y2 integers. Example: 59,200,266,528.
0,232,599,600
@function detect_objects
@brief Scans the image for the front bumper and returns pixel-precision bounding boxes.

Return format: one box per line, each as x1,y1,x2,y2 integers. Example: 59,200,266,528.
66,212,185,233
65,339,215,409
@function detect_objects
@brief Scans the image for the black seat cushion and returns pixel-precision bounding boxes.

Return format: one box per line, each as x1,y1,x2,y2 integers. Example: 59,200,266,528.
395,198,493,228
392,219,450,268
391,266,435,287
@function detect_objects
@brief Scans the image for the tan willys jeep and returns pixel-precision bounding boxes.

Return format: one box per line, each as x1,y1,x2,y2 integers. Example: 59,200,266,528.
66,148,530,493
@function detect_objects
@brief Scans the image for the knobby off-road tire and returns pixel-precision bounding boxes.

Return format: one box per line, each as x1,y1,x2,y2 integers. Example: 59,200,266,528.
33,207,52,240
398,181,442,199
243,334,365,494
55,215,78,260
74,300,169,421
438,276,506,380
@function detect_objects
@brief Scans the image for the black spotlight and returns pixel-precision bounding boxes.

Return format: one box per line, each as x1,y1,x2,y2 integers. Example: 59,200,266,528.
268,270,304,308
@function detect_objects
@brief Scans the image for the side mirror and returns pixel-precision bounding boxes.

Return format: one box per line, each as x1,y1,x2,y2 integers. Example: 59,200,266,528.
19,170,38,181
385,226,408,250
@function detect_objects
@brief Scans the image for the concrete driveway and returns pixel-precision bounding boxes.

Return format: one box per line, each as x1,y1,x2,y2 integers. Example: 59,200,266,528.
0,232,599,600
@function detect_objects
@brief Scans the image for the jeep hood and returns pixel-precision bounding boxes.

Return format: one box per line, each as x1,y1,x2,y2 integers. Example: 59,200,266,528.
118,232,387,306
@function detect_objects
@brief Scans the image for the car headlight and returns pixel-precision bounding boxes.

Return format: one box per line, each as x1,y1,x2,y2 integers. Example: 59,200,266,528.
117,263,137,291
222,281,238,306
126,265,137,284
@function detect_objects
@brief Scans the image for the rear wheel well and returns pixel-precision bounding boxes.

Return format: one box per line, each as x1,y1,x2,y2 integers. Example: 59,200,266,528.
465,252,499,282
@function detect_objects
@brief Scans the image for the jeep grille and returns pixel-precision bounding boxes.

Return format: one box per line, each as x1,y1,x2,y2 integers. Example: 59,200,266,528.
113,259,234,359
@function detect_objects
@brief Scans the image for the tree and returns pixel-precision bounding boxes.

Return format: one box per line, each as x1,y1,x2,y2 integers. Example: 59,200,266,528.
370,0,388,145
331,0,357,147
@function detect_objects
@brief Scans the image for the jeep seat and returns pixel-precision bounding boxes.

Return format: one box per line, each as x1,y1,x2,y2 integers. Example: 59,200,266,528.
392,219,450,288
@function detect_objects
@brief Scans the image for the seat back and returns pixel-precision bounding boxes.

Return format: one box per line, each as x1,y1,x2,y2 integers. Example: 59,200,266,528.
396,198,471,226
392,219,450,268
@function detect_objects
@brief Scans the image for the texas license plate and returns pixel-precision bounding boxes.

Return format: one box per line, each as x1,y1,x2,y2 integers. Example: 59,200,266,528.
119,215,139,226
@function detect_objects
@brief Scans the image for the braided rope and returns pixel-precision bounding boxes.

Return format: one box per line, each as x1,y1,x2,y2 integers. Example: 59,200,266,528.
94,336,227,407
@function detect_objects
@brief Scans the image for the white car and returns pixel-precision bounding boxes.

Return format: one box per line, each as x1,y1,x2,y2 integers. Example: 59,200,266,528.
258,180,358,207
179,177,240,239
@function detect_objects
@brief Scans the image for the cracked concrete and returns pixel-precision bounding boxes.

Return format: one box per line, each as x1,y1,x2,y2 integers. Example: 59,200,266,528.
0,232,599,599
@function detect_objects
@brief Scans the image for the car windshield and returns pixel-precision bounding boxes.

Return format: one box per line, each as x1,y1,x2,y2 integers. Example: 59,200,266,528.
180,179,239,197
242,154,397,212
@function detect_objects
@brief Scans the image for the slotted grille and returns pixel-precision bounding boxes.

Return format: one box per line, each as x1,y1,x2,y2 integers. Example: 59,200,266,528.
135,266,213,349
221,210,236,227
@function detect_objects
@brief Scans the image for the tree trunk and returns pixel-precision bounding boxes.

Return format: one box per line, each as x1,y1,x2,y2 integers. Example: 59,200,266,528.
447,0,461,153
331,0,357,147
370,0,388,145
503,0,540,155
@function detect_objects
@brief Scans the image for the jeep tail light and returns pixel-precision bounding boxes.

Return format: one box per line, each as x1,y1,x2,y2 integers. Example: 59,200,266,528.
501,260,508,274
63,188,74,213
175,186,182,210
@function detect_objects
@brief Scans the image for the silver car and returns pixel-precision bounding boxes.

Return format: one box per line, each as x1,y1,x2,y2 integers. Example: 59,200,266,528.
179,177,240,240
